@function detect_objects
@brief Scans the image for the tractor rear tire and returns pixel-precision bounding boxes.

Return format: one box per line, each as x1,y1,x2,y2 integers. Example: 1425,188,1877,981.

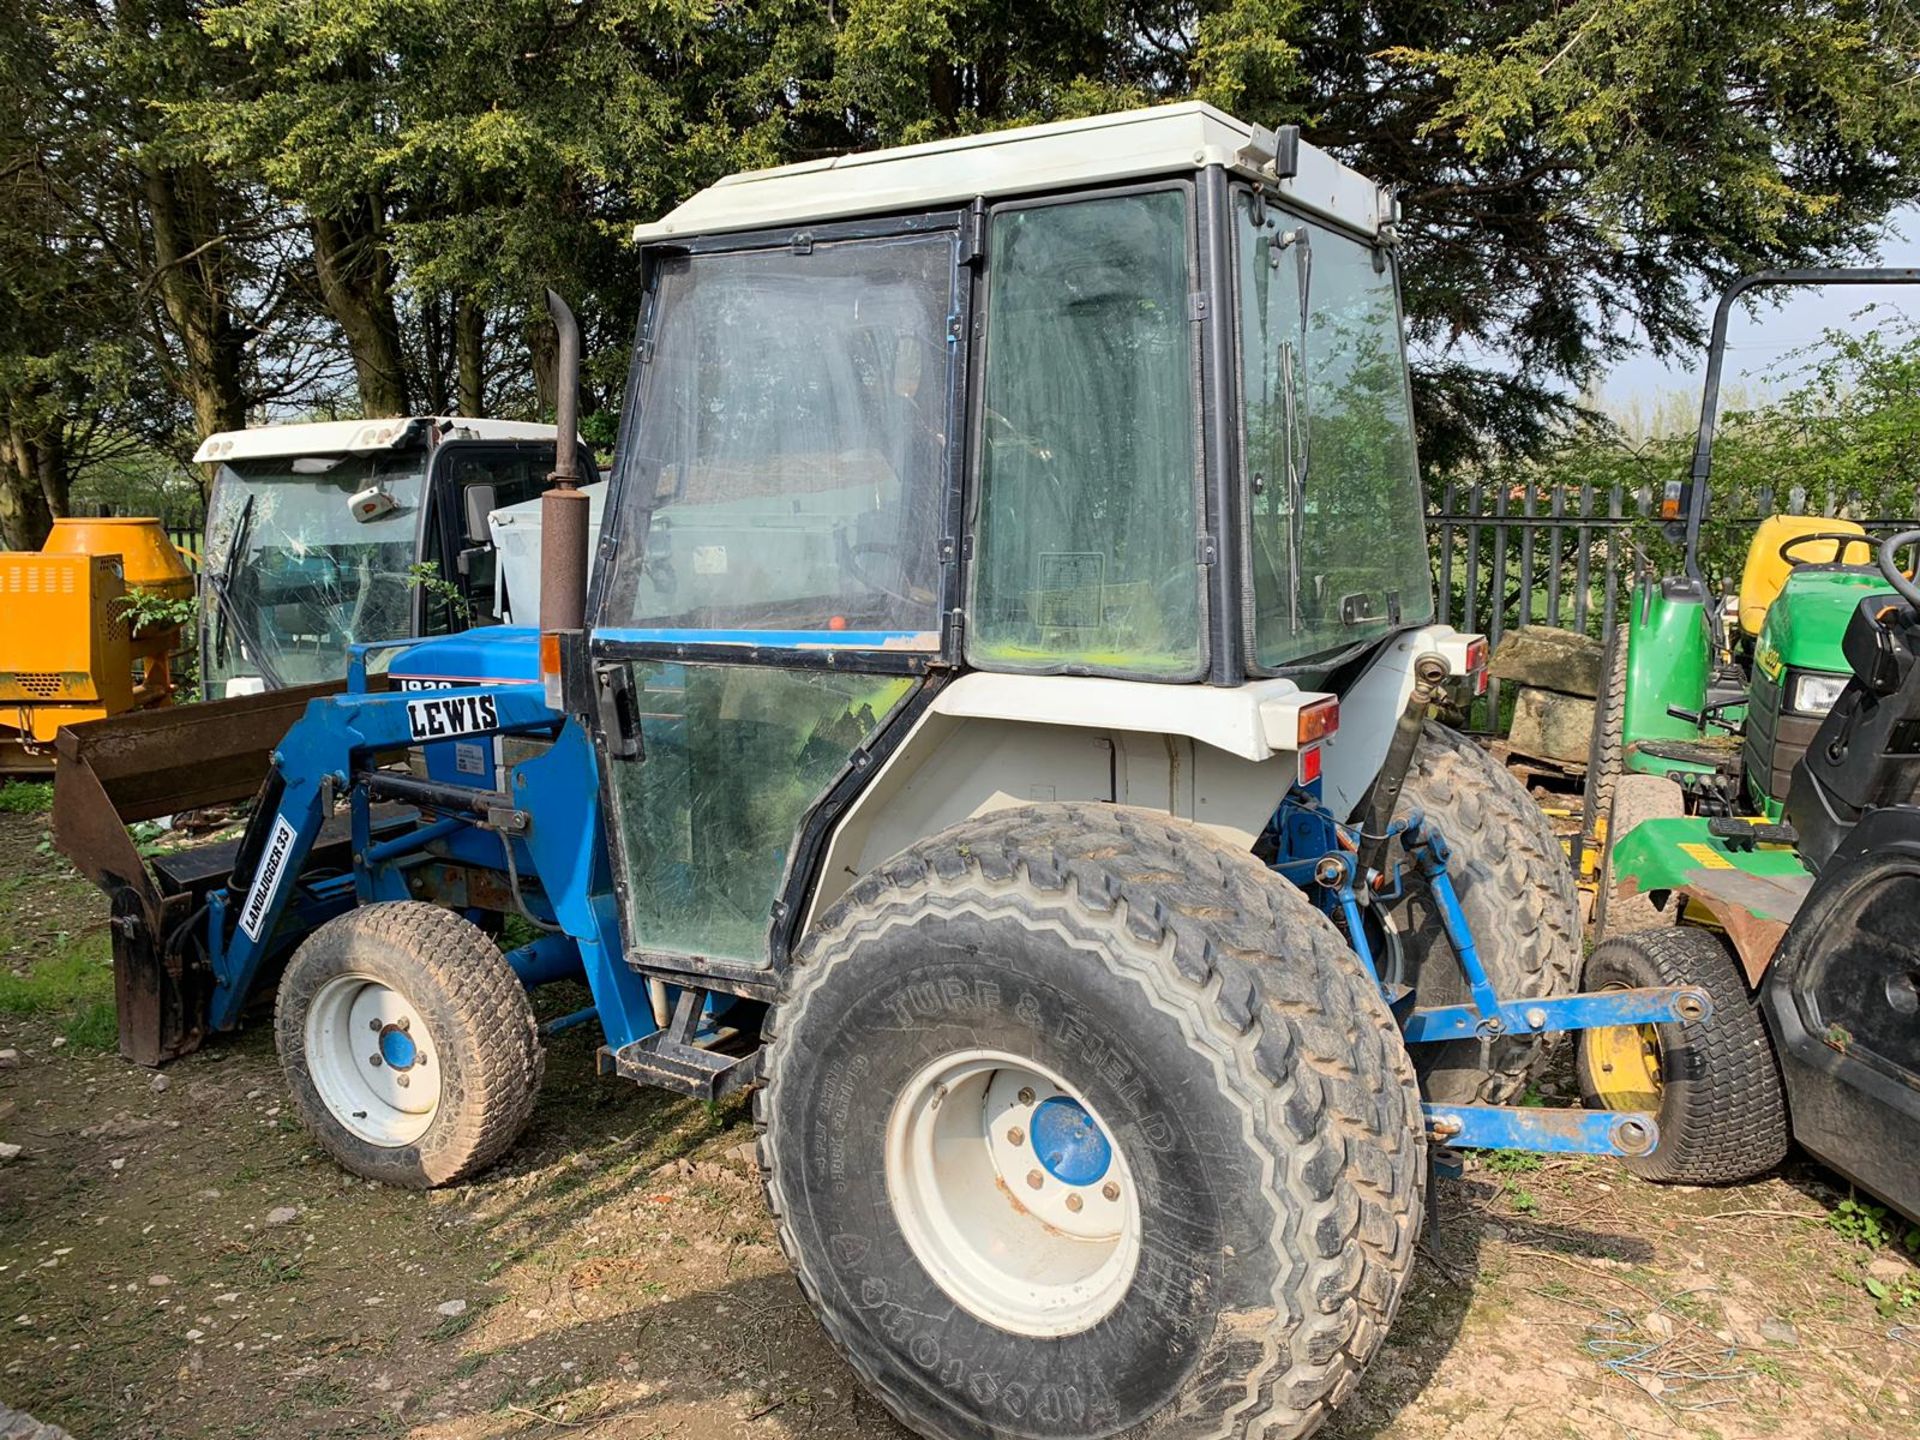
1595,774,1687,938
1578,927,1789,1184
1389,722,1581,1104
759,802,1424,1440
275,901,543,1188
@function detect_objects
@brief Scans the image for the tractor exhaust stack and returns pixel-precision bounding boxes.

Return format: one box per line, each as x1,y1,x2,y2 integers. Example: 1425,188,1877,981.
539,288,590,635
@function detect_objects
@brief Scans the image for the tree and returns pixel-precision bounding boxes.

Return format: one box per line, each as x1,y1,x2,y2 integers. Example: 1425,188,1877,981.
792,0,1920,476
0,0,178,548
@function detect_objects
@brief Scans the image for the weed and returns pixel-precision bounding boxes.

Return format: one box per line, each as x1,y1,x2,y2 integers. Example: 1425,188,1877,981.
257,1255,305,1283
1864,1272,1920,1317
1506,1184,1540,1214
116,587,197,635
430,1307,479,1342
65,999,119,1050
0,780,53,814
1829,1196,1918,1253
1484,1150,1543,1175
0,935,112,1019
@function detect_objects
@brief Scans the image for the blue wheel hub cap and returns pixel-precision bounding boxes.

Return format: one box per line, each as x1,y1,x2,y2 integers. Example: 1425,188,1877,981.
1030,1095,1112,1186
379,1026,417,1070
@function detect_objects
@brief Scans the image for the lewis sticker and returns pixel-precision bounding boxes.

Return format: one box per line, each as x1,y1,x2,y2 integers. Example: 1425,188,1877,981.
406,692,499,741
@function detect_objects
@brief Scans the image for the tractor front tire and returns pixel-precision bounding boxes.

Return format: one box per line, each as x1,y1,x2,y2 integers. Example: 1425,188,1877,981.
759,803,1424,1440
275,902,544,1188
1578,927,1789,1184
1594,774,1687,938
1389,722,1581,1104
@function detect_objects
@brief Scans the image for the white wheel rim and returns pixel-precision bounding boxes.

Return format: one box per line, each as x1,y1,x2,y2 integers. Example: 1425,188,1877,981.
304,974,442,1147
884,1048,1141,1338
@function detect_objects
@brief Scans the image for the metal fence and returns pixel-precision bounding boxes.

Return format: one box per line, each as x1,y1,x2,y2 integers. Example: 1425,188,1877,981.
1432,476,1920,731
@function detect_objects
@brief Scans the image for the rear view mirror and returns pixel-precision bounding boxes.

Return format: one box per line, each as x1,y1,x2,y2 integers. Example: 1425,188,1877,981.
462,483,498,544
349,484,398,522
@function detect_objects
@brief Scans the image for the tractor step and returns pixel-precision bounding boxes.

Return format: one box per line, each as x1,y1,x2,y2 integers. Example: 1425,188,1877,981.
597,987,761,1101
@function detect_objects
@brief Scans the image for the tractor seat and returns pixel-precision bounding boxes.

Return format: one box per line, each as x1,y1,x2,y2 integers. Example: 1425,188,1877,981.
1739,515,1871,637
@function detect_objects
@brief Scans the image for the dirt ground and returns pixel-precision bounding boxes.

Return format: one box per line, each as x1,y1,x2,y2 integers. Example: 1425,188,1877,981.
3,802,1917,1440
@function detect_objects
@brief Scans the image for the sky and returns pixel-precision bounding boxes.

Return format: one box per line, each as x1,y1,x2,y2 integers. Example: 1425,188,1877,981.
1599,205,1920,416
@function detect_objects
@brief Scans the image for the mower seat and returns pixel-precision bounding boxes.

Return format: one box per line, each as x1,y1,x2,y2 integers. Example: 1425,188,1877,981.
1740,515,1870,637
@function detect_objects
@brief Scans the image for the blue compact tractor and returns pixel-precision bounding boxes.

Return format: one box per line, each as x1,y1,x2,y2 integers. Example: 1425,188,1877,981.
58,106,1721,1440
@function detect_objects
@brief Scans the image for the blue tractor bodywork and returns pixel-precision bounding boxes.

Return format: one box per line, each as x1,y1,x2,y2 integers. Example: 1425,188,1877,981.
138,625,1708,1159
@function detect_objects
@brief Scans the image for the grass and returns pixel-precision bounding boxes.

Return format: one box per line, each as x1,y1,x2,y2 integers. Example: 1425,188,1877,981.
0,932,117,1048
0,780,53,814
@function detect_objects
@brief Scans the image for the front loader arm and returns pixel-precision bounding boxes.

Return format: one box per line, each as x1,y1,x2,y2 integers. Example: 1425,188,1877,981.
201,685,571,1034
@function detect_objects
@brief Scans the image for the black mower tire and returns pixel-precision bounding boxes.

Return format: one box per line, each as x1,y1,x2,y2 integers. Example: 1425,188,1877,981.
1594,774,1687,938
1581,626,1628,878
1578,927,1789,1185
1389,722,1581,1104
275,901,543,1189
758,802,1425,1440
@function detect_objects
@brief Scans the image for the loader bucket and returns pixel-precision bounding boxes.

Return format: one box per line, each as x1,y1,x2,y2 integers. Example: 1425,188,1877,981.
53,682,343,1064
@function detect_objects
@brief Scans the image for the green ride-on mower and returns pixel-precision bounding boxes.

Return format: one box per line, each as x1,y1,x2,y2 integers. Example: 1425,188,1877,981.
60,105,1746,1440
1583,268,1920,936
1586,528,1920,1222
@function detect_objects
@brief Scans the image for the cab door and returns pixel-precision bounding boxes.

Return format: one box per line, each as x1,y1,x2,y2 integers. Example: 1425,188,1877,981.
417,441,570,633
585,216,970,992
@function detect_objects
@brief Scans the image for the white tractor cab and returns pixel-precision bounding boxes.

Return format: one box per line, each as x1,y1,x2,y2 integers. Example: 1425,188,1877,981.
192,416,596,696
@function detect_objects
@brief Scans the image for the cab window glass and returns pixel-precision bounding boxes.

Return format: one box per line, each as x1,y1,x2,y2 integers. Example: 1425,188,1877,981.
969,190,1203,677
601,234,955,646
1235,193,1434,667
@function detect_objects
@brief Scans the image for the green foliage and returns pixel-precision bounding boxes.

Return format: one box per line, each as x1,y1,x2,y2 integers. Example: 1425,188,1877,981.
116,586,199,636
1829,1195,1919,1253
0,781,54,815
404,559,471,623
0,934,115,1050
4,0,1919,511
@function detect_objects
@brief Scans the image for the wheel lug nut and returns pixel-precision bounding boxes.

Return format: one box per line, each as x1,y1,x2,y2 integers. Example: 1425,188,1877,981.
1065,1193,1083,1213
368,1054,382,1068
397,1016,410,1032
368,1019,381,1032
1017,1087,1035,1106
1006,1126,1025,1146
1101,1181,1120,1202
396,1074,409,1088
1025,1169,1044,1190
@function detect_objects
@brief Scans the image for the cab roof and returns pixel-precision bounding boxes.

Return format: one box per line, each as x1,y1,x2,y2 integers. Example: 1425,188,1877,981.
192,416,561,465
634,102,1393,245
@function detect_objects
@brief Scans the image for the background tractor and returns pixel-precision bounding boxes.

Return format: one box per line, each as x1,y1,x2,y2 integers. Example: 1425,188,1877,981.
193,415,595,697
1582,268,1920,936
1585,530,1920,1225
57,105,1727,1440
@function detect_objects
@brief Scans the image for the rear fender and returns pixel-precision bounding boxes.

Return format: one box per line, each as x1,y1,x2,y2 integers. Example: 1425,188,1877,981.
1621,575,1711,758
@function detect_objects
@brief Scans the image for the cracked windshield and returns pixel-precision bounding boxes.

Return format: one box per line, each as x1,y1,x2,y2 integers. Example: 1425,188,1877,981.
201,453,426,694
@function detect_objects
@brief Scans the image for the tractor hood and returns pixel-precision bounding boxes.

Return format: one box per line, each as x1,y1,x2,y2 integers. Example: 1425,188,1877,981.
1758,570,1900,677
383,627,543,690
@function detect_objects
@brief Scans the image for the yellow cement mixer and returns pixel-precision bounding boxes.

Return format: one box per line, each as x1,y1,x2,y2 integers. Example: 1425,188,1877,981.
1,518,195,773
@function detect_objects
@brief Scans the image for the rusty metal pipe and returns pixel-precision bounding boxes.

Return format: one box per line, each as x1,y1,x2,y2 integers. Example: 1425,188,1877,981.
540,288,589,634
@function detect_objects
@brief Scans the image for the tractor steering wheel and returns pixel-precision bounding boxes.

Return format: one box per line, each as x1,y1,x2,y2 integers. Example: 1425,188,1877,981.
1778,530,1877,569
1877,529,1920,614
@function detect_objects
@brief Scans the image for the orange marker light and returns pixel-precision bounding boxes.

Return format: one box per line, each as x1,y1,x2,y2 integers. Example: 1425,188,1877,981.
1298,698,1340,746
828,615,848,631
